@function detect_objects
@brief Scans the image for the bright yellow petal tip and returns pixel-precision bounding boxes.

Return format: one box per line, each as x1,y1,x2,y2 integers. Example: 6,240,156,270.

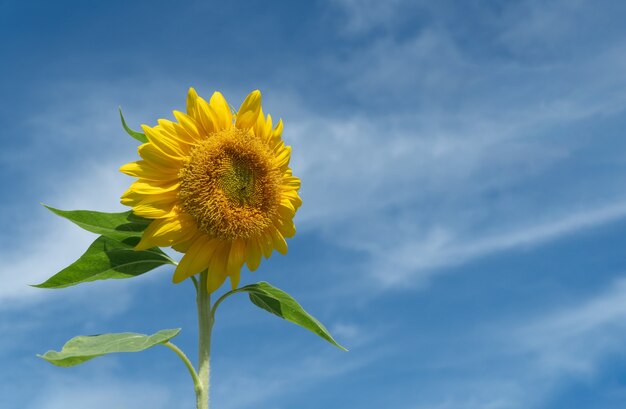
235,90,262,130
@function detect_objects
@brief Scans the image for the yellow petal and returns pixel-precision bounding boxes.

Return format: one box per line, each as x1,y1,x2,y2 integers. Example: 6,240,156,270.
273,119,284,139
282,190,303,209
120,160,179,181
142,125,187,159
276,218,296,238
121,189,178,207
274,146,291,170
195,96,219,135
158,118,178,135
271,140,285,153
132,201,176,219
210,91,232,130
281,175,301,191
127,179,179,195
186,87,199,120
254,107,267,139
227,239,246,276
135,213,197,250
138,142,183,168
229,271,241,290
172,122,202,145
172,233,202,253
259,114,281,146
209,241,230,270
235,90,261,130
173,110,202,142
245,238,263,272
259,113,274,144
272,229,288,255
172,236,220,283
207,268,228,293
208,241,231,290
264,114,273,140
157,119,197,148
279,198,295,215
259,231,274,259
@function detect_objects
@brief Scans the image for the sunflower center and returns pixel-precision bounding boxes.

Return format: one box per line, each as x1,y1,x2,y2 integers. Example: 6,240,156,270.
220,156,255,205
179,128,282,240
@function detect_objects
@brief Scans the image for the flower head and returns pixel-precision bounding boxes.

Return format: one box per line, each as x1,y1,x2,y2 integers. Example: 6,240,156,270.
120,89,301,292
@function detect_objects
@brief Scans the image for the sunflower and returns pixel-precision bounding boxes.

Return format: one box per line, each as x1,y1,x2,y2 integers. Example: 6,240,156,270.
120,88,301,292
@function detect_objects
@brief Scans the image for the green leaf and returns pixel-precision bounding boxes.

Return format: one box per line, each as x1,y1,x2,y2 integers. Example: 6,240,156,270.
39,329,181,367
33,235,174,289
237,282,347,351
44,205,151,241
119,107,148,143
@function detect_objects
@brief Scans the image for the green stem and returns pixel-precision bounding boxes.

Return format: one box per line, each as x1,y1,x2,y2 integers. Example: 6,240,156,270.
196,271,213,409
210,287,240,318
163,341,201,393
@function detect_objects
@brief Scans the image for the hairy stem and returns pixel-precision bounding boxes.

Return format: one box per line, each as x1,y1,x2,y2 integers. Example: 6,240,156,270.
163,341,201,394
196,271,213,409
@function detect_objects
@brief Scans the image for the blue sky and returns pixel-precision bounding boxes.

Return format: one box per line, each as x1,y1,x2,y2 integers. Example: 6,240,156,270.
2,0,626,408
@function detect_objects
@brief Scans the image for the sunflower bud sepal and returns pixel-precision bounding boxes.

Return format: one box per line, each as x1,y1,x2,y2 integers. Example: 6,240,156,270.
119,107,148,143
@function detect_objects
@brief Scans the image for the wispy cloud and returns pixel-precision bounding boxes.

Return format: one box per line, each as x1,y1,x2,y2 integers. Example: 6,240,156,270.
214,348,381,409
328,0,423,35
282,0,626,290
7,0,626,299
517,277,626,376
0,162,137,306
371,201,626,286
3,2,626,409
24,373,183,409
391,276,626,409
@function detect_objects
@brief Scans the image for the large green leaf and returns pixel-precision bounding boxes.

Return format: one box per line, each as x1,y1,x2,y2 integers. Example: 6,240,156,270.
119,107,148,143
44,205,150,241
33,235,175,289
235,282,347,351
39,329,181,367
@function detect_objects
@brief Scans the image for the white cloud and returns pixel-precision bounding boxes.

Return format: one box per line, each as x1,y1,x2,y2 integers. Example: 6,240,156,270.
495,0,626,59
278,2,626,290
12,321,382,409
371,201,626,286
517,277,626,377
492,277,626,407
328,0,423,34
3,3,626,409
0,83,178,308
0,162,141,308
407,383,525,409
24,374,184,409
392,277,626,409
214,349,378,409
282,95,626,289
5,0,626,305
6,65,626,308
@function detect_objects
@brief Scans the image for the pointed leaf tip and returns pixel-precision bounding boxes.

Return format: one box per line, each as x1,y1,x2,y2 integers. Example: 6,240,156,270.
119,107,148,143
236,281,347,351
34,235,174,289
